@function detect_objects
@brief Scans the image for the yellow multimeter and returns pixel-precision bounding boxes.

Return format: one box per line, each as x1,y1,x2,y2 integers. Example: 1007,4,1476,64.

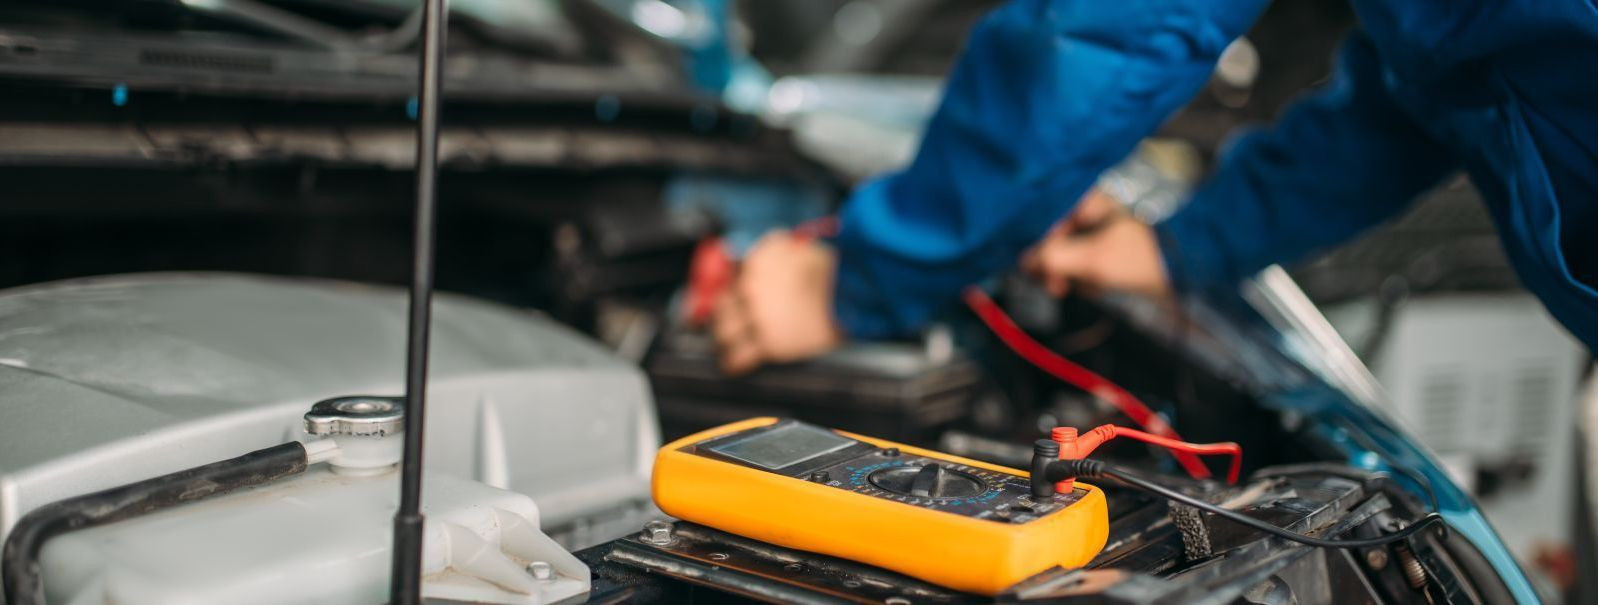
651,417,1110,595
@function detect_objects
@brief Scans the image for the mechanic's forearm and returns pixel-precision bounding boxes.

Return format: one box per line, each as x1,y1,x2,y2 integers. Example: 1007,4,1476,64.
832,0,1270,337
1155,32,1459,293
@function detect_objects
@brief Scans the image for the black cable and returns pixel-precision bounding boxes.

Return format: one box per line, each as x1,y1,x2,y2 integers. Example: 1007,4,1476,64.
392,0,448,602
1048,458,1448,549
2,442,310,605
1333,417,1442,513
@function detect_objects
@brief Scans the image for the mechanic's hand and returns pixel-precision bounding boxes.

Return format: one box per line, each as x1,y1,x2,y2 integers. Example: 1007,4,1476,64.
713,230,844,375
1020,189,1173,300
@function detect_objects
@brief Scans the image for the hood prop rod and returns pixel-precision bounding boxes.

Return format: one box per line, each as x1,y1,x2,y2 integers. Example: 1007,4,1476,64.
391,0,448,601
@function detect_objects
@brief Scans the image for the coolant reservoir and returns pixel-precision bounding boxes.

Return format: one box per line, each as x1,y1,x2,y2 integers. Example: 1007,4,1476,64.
37,466,588,605
0,274,660,552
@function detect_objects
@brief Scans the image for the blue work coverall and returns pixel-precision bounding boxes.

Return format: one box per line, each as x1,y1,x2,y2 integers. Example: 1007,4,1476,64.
831,0,1598,354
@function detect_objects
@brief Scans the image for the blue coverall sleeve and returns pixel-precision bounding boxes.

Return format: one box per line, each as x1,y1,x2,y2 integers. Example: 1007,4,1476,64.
1155,33,1459,292
832,0,1270,338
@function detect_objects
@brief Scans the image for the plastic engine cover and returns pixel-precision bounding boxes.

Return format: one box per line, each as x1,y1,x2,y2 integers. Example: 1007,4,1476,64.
0,273,660,549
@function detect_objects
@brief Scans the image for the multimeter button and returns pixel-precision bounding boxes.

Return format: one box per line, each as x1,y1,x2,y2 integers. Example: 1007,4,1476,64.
867,464,984,499
809,471,831,483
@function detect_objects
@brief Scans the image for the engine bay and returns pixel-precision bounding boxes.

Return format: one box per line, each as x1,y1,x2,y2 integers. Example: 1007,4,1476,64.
0,1,1539,602
0,271,1517,604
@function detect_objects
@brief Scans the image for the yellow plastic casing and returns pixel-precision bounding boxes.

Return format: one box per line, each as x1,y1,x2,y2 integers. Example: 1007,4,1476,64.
651,417,1110,596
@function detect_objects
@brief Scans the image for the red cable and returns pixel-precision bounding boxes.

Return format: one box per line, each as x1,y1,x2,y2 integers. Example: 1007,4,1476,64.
1052,424,1240,489
963,287,1213,480
1101,427,1242,484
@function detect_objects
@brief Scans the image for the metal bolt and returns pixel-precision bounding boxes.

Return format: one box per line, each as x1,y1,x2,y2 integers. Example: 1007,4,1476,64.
709,552,729,561
1365,549,1388,570
642,520,674,545
527,561,553,580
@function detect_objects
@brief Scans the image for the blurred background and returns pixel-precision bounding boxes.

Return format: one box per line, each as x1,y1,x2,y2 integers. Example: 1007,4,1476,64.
1,0,1590,599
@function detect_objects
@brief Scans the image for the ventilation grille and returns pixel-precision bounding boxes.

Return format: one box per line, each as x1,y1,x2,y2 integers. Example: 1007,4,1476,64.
139,49,274,73
1416,364,1465,452
1509,361,1558,459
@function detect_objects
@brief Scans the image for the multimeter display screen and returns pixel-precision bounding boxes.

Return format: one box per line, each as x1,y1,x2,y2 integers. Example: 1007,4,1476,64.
708,423,856,470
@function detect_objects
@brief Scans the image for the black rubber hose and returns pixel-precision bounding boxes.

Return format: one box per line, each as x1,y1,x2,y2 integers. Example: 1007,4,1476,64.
1,442,309,605
1047,458,1448,549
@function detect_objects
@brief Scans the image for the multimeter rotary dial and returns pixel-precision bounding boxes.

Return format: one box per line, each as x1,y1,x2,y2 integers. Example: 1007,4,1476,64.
867,463,986,499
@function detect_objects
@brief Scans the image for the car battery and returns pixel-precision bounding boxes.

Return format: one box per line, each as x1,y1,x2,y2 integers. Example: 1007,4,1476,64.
646,331,987,445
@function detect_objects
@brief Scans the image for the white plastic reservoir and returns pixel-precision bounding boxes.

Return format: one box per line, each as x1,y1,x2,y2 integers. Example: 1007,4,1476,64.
38,466,590,605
